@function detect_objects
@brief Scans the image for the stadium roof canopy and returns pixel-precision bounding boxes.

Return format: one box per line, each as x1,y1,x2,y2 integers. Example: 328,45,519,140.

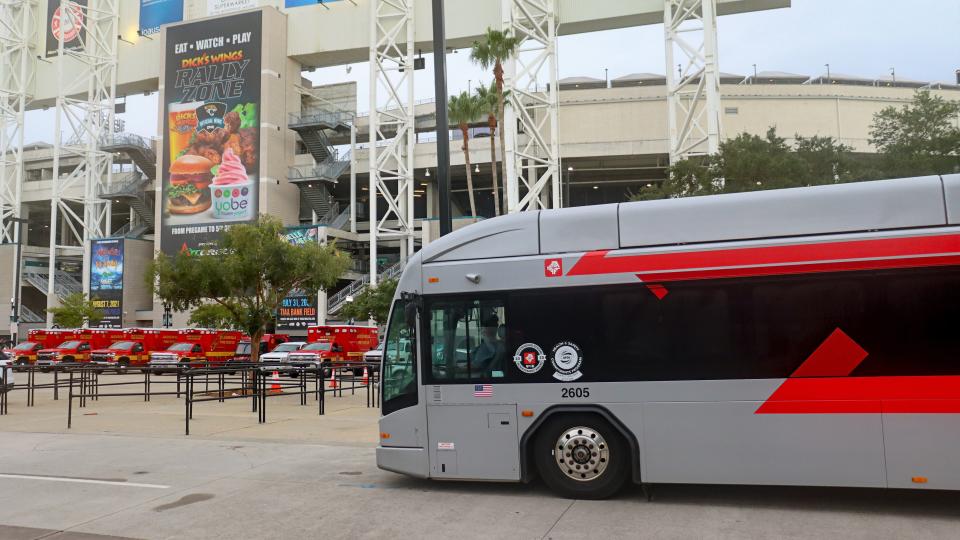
745,70,810,84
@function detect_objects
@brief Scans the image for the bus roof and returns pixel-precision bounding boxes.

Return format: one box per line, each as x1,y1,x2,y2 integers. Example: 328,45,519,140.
421,175,960,263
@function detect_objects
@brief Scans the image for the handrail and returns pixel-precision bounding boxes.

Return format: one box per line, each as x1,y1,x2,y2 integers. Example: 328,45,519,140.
327,261,403,313
317,202,341,225
289,109,354,128
19,305,44,323
98,172,149,197
288,154,351,181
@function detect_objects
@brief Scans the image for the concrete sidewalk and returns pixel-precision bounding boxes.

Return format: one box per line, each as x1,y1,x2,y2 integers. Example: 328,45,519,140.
0,372,379,446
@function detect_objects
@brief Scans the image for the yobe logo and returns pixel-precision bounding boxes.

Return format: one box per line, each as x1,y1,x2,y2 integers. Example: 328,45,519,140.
212,185,253,220
215,199,249,212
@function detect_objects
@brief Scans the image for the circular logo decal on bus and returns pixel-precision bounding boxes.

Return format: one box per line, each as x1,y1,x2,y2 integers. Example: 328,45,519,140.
551,342,583,381
513,343,546,374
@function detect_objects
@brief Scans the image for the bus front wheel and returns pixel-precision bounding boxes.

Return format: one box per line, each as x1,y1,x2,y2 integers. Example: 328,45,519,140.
534,414,628,500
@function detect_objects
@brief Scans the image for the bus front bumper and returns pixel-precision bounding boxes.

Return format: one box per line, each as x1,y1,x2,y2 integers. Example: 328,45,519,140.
376,446,428,479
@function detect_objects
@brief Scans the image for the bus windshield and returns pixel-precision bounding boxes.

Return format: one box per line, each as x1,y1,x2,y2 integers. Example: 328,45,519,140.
382,299,418,414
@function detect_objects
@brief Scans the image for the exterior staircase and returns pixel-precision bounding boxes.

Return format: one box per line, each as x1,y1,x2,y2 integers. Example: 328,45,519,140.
98,172,155,231
19,305,44,323
289,109,353,226
99,133,157,180
327,261,403,316
22,268,82,298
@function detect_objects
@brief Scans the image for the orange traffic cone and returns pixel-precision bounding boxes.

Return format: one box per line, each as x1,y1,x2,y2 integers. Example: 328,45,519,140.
361,366,369,386
270,370,281,394
329,368,338,389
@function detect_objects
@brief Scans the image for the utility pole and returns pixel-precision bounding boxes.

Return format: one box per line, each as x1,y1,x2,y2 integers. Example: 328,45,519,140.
432,0,452,236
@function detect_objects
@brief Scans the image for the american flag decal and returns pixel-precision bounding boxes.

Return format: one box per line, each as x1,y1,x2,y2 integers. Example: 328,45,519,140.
473,384,493,397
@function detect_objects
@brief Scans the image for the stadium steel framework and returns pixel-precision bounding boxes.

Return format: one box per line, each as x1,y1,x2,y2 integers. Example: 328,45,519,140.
664,0,722,161
0,0,33,337
368,0,417,286
46,0,120,323
501,0,561,212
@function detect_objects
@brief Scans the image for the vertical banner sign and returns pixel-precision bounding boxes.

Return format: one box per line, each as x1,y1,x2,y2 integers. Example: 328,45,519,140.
277,226,320,330
161,11,261,256
90,239,124,328
139,0,184,37
46,0,87,57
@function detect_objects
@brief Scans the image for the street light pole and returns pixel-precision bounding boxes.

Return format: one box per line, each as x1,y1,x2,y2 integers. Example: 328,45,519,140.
432,0,452,236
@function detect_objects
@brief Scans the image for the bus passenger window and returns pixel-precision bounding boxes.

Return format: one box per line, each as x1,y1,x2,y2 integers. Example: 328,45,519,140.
428,299,506,382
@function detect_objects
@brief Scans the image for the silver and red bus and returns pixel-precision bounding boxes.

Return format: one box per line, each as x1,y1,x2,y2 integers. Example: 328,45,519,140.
377,174,960,499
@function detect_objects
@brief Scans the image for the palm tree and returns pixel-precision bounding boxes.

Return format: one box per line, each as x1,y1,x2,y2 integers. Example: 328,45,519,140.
474,81,501,216
470,28,521,199
448,91,482,218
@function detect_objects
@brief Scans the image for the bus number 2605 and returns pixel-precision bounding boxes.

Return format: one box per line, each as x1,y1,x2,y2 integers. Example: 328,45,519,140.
560,387,590,398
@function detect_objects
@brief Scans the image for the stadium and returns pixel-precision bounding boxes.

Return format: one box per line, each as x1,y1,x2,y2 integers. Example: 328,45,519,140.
1,0,957,338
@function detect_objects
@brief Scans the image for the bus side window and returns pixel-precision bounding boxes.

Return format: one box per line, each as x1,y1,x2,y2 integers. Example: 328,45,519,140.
428,298,507,382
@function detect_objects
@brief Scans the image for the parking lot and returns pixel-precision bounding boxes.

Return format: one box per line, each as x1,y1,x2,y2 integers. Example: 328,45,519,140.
0,372,959,540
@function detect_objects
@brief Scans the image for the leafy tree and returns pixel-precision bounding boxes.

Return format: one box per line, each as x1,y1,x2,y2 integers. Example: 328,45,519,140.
632,128,864,202
448,91,483,217
869,90,960,177
794,134,857,184
717,128,806,192
48,292,104,328
187,304,238,330
470,28,521,190
475,81,502,216
149,216,350,363
339,278,398,325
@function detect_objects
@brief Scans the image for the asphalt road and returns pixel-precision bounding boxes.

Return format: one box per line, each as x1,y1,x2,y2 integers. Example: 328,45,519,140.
2,431,960,540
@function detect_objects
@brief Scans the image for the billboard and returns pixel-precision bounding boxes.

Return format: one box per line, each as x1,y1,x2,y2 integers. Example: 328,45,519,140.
89,239,124,328
139,0,184,37
208,0,256,16
161,11,262,256
285,0,342,8
277,295,318,329
277,226,320,330
46,0,87,58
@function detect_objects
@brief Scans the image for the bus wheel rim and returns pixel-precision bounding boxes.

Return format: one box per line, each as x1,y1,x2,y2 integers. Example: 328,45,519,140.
555,426,609,482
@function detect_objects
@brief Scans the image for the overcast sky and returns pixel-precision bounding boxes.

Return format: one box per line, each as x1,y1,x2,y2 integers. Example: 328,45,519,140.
23,0,960,144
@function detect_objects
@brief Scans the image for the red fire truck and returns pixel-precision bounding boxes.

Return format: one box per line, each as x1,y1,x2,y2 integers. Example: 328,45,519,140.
90,329,180,370
148,329,244,371
288,325,378,373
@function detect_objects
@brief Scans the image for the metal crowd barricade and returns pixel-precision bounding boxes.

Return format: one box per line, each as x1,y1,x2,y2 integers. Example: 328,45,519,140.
4,358,383,431
66,362,261,429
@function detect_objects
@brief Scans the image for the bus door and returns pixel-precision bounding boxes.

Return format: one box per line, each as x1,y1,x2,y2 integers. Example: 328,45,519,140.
424,297,519,481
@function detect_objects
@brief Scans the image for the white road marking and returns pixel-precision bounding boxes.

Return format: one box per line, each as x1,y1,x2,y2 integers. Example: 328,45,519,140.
0,473,169,489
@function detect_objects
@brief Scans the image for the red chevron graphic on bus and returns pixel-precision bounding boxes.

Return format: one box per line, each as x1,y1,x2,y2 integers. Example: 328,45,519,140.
565,233,960,282
756,328,960,414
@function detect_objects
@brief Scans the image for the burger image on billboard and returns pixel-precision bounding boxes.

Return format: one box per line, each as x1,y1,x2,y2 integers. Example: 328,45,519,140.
167,155,214,215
